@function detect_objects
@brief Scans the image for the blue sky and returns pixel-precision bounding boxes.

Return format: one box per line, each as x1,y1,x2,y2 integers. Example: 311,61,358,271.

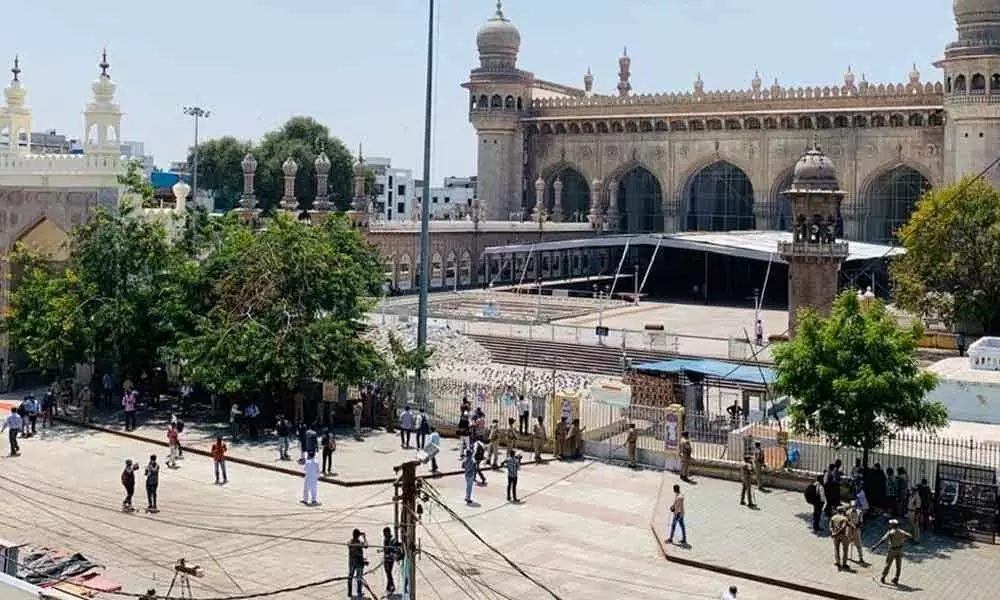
5,0,953,180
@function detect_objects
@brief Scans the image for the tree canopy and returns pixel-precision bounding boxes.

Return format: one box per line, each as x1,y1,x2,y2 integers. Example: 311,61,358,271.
892,177,1000,333
190,117,361,213
773,291,946,466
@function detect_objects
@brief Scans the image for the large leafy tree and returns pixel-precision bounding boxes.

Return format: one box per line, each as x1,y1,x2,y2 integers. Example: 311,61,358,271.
773,291,946,466
892,177,1000,333
186,136,248,211
174,213,384,396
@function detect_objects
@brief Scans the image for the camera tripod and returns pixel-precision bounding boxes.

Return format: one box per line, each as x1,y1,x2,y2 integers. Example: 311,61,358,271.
166,568,195,599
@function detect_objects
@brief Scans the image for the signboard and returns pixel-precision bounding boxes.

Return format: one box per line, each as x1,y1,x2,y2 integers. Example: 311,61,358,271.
664,412,680,451
550,391,581,433
590,381,631,408
595,326,609,337
322,382,338,403
934,462,997,544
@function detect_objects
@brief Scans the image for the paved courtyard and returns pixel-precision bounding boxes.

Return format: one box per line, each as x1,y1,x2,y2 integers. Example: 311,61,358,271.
0,424,821,600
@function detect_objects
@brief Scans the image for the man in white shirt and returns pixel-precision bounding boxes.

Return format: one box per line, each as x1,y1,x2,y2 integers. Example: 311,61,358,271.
517,395,530,436
1,408,22,455
302,450,320,505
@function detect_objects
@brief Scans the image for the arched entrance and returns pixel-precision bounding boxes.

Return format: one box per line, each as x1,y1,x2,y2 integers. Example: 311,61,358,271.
685,161,755,231
546,167,590,222
617,166,663,233
863,166,930,244
772,171,795,231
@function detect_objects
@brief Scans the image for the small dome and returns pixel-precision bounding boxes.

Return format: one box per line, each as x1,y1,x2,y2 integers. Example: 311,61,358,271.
241,151,257,173
172,178,191,200
477,3,520,60
314,150,331,174
791,144,840,191
282,156,299,177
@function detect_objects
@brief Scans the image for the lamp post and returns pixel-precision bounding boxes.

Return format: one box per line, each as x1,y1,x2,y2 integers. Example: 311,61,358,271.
183,106,211,202
416,0,436,361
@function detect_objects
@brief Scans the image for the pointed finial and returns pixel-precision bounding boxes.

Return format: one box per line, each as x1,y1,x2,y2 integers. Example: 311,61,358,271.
99,49,109,77
495,0,504,18
754,69,760,79
11,55,20,82
847,65,853,74
587,66,592,76
623,46,628,57
810,133,820,152
357,142,364,163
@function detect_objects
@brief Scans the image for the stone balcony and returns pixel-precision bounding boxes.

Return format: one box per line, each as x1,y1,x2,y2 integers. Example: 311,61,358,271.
777,240,850,258
368,220,594,234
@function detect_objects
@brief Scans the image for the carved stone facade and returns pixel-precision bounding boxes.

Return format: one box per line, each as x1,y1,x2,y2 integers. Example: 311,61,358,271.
465,2,999,245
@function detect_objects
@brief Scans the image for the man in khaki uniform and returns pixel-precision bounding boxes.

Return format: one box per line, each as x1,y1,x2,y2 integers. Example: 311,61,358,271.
679,432,693,481
847,501,865,564
566,418,584,459
554,417,568,459
752,441,766,489
531,416,546,463
626,424,638,469
503,418,518,454
739,455,756,507
907,488,923,543
873,519,913,585
78,385,94,423
486,419,501,468
830,506,850,569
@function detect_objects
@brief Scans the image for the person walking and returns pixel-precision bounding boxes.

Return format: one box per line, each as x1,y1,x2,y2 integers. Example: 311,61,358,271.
847,500,866,564
229,402,241,443
399,405,414,449
347,529,368,599
666,484,687,545
462,447,477,504
122,390,137,432
752,441,766,489
907,487,922,543
2,408,22,456
502,449,521,503
830,506,850,570
532,416,546,463
165,423,180,469
211,437,228,484
473,438,488,485
873,519,913,586
144,455,160,513
626,423,638,469
245,400,260,440
102,372,113,408
121,459,138,511
754,319,764,346
428,427,441,474
485,419,500,468
302,450,320,505
679,431,693,481
807,474,827,532
353,401,363,440
24,395,38,436
517,395,530,436
275,416,291,461
739,455,756,508
415,407,429,449
321,429,336,476
78,385,93,423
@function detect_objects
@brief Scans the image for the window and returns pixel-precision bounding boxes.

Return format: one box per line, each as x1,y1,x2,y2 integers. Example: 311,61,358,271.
397,184,405,196
432,196,438,203
397,202,405,214
376,184,385,195
388,191,393,202
389,175,394,187
444,196,450,203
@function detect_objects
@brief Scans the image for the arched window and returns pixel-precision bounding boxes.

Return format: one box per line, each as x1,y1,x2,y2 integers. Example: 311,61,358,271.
763,117,777,129
504,95,515,109
517,97,523,111
889,114,905,127
992,74,1000,92
582,122,595,134
707,119,723,131
431,253,444,287
816,116,832,129
972,73,986,93
625,121,638,133
479,94,489,109
569,123,581,134
955,75,967,92
107,126,118,141
871,115,887,127
726,119,742,130
397,255,412,290
798,116,814,129
772,170,795,231
547,168,591,223
689,120,705,131
745,117,761,130
640,121,653,133
459,251,472,285
470,95,477,110
833,115,849,128
490,95,502,108
685,161,755,232
853,115,868,128
946,77,952,93
654,120,668,131
908,114,925,127
863,166,931,243
670,120,687,131
597,122,609,133
445,252,457,287
929,112,944,127
780,117,795,129
617,167,664,233
554,123,567,134
611,121,624,133
540,124,553,134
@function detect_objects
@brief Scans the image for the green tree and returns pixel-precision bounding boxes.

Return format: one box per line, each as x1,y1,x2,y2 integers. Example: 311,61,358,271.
892,177,1000,333
118,158,155,208
174,213,383,396
186,136,248,211
773,291,946,467
253,117,356,213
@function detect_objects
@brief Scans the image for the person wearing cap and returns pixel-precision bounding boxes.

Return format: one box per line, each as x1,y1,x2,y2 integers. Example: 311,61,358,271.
872,518,913,585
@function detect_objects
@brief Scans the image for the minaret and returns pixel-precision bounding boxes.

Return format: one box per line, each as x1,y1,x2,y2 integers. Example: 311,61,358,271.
347,145,370,229
1,56,32,155
777,143,849,334
235,149,260,225
584,67,594,97
617,48,631,98
936,0,1000,186
465,1,528,220
83,50,123,156
279,157,299,212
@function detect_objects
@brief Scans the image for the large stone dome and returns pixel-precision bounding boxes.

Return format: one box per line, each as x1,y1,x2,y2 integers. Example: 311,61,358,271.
791,145,840,192
476,5,520,62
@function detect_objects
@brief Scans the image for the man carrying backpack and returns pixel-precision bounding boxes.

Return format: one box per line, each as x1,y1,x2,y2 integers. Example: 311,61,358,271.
806,474,827,533
473,438,488,485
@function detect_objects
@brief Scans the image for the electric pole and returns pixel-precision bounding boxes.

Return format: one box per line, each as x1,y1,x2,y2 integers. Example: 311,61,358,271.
398,460,420,600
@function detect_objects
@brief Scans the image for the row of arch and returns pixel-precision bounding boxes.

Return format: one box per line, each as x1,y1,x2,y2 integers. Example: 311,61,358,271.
531,112,944,135
387,250,475,290
536,162,931,244
946,72,1000,95
470,93,524,112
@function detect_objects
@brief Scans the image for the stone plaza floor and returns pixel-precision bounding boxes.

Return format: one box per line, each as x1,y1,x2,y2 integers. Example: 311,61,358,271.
0,422,823,600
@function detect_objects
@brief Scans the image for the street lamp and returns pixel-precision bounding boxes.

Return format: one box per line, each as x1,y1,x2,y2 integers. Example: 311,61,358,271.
183,106,212,204
416,0,436,365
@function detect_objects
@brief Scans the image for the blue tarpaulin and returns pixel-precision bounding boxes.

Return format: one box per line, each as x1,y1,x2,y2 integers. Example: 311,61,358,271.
633,358,776,387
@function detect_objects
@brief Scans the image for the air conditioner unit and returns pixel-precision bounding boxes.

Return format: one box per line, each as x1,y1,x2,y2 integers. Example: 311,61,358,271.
0,539,23,577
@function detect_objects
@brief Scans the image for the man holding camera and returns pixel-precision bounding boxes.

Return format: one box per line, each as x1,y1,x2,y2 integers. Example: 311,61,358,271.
347,529,368,599
121,459,138,511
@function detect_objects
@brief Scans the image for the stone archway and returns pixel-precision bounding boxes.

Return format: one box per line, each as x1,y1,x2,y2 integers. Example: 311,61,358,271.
772,169,795,231
459,251,472,285
616,166,664,233
862,165,931,244
684,161,756,231
397,254,412,291
13,217,70,261
546,167,591,222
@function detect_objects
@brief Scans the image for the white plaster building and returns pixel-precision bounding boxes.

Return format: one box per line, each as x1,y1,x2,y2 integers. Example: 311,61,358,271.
414,179,478,220
365,155,415,222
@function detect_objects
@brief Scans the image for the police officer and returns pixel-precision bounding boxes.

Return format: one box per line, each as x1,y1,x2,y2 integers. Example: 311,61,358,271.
554,417,568,459
830,506,850,570
503,417,518,454
872,518,913,585
752,441,766,490
679,431,693,481
739,455,756,508
486,419,500,468
847,500,865,564
531,416,546,463
907,488,923,543
626,424,638,469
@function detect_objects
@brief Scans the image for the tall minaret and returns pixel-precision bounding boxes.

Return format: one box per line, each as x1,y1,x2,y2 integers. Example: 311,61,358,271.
937,0,1000,187
465,1,530,220
83,50,123,156
617,48,632,97
1,56,32,154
